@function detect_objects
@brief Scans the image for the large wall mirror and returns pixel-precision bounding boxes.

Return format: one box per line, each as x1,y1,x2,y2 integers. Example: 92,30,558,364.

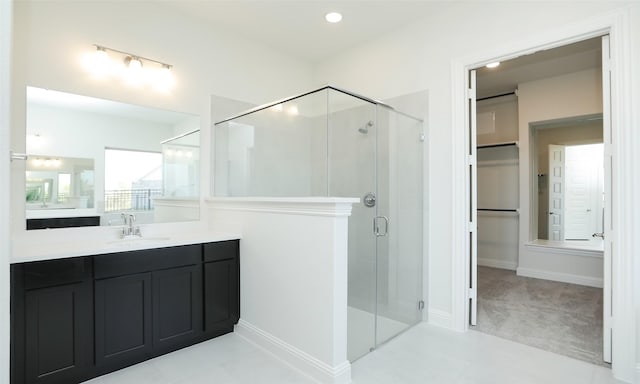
533,114,603,245
25,86,200,229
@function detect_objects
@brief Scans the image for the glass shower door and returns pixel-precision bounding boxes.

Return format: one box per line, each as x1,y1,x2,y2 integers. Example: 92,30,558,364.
327,89,378,362
375,107,424,346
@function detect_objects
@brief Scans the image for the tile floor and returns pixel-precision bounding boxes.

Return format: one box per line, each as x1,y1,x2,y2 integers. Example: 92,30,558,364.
84,323,622,384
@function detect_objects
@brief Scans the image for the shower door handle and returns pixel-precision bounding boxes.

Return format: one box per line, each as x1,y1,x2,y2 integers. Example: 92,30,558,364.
374,216,389,237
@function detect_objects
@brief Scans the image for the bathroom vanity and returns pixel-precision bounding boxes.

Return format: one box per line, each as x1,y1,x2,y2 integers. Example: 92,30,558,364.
10,237,240,384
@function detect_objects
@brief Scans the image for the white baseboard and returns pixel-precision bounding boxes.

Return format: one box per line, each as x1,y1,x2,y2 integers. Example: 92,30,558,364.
516,267,603,288
427,308,453,329
235,319,351,384
478,257,517,271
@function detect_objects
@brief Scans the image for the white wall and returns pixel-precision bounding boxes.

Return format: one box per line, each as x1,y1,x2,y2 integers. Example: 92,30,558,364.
314,4,640,379
314,0,634,325
208,198,354,384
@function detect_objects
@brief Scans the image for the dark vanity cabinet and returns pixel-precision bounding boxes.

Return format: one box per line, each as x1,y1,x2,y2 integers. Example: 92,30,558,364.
11,257,94,384
204,241,240,335
11,239,240,384
93,245,203,374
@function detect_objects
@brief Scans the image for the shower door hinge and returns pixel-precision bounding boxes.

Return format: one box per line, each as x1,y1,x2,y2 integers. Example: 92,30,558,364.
418,300,425,311
419,133,425,142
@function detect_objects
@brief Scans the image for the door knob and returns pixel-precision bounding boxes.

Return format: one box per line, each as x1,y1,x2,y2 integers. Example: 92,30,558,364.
363,192,376,208
592,232,605,239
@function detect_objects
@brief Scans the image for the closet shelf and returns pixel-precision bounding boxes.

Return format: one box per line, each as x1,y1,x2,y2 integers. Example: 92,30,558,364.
478,208,519,213
477,141,519,149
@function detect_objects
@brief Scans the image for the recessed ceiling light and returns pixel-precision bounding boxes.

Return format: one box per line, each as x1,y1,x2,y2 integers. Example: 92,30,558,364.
325,12,342,23
485,62,500,69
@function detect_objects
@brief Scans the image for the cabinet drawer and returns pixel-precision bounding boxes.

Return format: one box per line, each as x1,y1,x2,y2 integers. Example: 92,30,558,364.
23,257,89,290
203,240,238,263
153,245,201,271
94,245,201,279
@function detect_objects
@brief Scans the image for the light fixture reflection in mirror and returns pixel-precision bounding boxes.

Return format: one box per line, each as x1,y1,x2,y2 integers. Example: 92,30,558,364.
25,86,201,229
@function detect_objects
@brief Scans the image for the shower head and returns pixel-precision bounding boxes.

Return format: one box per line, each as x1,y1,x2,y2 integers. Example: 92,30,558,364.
358,120,374,134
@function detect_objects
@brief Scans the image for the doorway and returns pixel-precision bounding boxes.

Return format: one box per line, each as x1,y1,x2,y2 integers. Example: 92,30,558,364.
466,36,611,366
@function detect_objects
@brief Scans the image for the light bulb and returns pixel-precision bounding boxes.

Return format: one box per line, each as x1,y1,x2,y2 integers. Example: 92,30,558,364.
123,56,144,86
154,64,175,92
86,46,112,78
127,56,143,70
288,105,299,115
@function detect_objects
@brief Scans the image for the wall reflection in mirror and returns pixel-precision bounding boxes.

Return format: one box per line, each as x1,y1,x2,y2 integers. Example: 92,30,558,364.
25,86,200,229
534,115,603,244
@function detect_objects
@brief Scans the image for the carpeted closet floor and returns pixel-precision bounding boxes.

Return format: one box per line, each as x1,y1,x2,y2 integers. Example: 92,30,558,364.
472,266,606,367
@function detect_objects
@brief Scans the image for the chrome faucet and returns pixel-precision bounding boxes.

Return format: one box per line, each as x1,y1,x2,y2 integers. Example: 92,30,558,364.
121,213,141,239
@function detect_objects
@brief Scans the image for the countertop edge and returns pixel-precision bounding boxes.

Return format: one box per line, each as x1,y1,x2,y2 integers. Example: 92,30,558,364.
11,232,242,264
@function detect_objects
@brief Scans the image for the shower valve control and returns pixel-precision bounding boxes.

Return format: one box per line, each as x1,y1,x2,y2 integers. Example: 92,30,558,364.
363,192,376,207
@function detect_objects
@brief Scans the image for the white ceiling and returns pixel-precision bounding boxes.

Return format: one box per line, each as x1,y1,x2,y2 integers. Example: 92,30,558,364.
476,37,602,99
163,1,436,63
165,2,603,99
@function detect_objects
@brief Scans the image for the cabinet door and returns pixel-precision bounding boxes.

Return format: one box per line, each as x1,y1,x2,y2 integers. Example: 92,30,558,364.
24,281,92,384
94,273,153,372
152,264,202,352
204,258,239,333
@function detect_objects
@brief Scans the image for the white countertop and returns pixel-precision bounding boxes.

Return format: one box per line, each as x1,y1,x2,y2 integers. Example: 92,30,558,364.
11,231,241,264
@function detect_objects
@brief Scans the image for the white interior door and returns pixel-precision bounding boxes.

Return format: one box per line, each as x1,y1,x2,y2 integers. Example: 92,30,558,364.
547,144,565,241
467,70,478,326
601,34,612,364
564,144,603,240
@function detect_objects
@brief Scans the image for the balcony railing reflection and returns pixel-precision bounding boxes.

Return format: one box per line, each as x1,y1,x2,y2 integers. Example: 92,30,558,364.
105,189,163,212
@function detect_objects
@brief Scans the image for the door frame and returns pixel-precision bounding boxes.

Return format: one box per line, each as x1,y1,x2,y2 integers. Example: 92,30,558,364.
450,10,635,382
1,1,12,383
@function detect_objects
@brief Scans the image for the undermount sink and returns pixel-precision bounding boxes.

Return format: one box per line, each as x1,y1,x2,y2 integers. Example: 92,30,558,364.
106,236,171,246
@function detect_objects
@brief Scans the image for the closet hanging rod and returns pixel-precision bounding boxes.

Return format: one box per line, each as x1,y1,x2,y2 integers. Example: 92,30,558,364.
477,91,516,102
477,208,519,213
477,141,518,149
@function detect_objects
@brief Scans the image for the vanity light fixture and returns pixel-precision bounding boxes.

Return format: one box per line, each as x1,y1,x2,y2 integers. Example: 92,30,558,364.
86,45,174,91
325,12,343,23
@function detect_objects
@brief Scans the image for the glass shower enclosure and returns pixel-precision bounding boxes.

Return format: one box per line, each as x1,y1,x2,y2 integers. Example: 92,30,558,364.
213,86,424,361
